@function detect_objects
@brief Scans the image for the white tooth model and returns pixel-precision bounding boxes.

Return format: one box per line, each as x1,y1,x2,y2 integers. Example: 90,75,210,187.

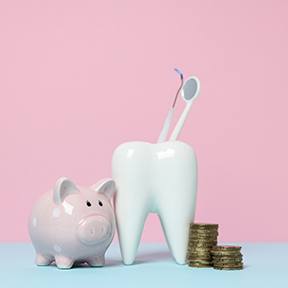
112,71,200,265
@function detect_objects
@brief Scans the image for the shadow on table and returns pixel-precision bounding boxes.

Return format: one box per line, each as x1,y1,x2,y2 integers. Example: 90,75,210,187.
105,250,172,267
47,250,172,268
136,251,172,263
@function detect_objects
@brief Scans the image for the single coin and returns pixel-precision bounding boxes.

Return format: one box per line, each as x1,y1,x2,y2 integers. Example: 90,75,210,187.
190,233,218,237
188,245,212,249
213,266,243,270
212,259,242,265
190,227,219,231
190,223,219,229
187,249,211,254
190,234,218,239
189,235,217,243
188,261,211,265
190,231,218,235
187,251,211,256
212,255,243,261
188,259,211,264
213,263,243,268
211,251,242,257
188,263,212,268
189,242,217,246
189,238,218,243
211,246,241,251
187,251,212,256
190,224,218,229
187,256,211,261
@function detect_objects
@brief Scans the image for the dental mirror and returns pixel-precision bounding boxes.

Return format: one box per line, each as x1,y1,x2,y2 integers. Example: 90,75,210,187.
169,76,200,141
181,77,200,102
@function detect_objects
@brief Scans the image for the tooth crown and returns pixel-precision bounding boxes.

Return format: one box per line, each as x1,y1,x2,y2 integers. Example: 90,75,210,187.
112,140,197,265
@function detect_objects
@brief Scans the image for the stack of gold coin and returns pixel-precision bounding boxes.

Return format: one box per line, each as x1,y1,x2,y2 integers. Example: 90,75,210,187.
186,223,219,267
211,246,243,270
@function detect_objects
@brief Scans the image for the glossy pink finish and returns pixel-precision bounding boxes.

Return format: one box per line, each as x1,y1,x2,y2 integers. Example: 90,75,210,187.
28,177,116,269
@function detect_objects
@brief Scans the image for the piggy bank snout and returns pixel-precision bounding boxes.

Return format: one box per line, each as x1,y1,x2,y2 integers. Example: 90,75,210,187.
77,215,112,245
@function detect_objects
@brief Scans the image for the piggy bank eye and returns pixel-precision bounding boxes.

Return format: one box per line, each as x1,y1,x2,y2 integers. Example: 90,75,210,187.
98,200,103,207
86,201,92,207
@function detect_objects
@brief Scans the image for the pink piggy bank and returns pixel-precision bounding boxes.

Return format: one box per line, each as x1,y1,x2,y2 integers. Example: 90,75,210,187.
28,177,116,269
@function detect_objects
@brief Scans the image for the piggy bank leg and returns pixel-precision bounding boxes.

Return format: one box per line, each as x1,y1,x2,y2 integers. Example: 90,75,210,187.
55,255,74,269
87,255,105,267
35,253,53,266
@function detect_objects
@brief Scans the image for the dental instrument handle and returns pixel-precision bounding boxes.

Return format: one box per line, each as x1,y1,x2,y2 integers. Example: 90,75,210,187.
169,101,194,141
169,76,200,141
157,108,174,143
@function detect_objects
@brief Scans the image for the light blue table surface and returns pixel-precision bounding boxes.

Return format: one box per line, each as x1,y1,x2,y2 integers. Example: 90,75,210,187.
0,242,287,288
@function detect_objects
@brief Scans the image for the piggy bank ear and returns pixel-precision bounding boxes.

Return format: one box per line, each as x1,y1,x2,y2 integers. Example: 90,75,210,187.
91,179,116,199
53,177,79,204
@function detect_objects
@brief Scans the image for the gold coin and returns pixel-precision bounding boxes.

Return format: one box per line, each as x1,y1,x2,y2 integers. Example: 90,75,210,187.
190,238,218,242
213,266,243,270
211,251,242,257
190,227,218,230
188,245,212,249
211,246,241,251
188,259,211,264
188,265,211,268
190,227,218,232
188,239,217,248
190,231,218,236
190,252,211,256
190,234,218,238
187,259,211,263
188,263,211,268
188,249,212,253
190,226,218,231
187,255,211,260
187,251,211,256
187,251,212,256
188,244,212,249
214,262,243,266
189,236,218,241
190,223,219,229
211,249,242,253
213,263,243,269
212,259,243,265
190,234,218,239
189,239,217,243
212,255,243,261
188,260,211,265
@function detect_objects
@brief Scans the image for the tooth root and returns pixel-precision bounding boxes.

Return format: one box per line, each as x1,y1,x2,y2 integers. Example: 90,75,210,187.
115,193,148,265
158,200,195,264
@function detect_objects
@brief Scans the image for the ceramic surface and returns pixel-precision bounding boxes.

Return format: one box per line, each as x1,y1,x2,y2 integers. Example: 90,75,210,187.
112,140,197,265
28,177,116,269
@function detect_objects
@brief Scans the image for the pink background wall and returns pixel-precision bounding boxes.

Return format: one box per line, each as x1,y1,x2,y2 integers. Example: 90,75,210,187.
0,0,287,242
